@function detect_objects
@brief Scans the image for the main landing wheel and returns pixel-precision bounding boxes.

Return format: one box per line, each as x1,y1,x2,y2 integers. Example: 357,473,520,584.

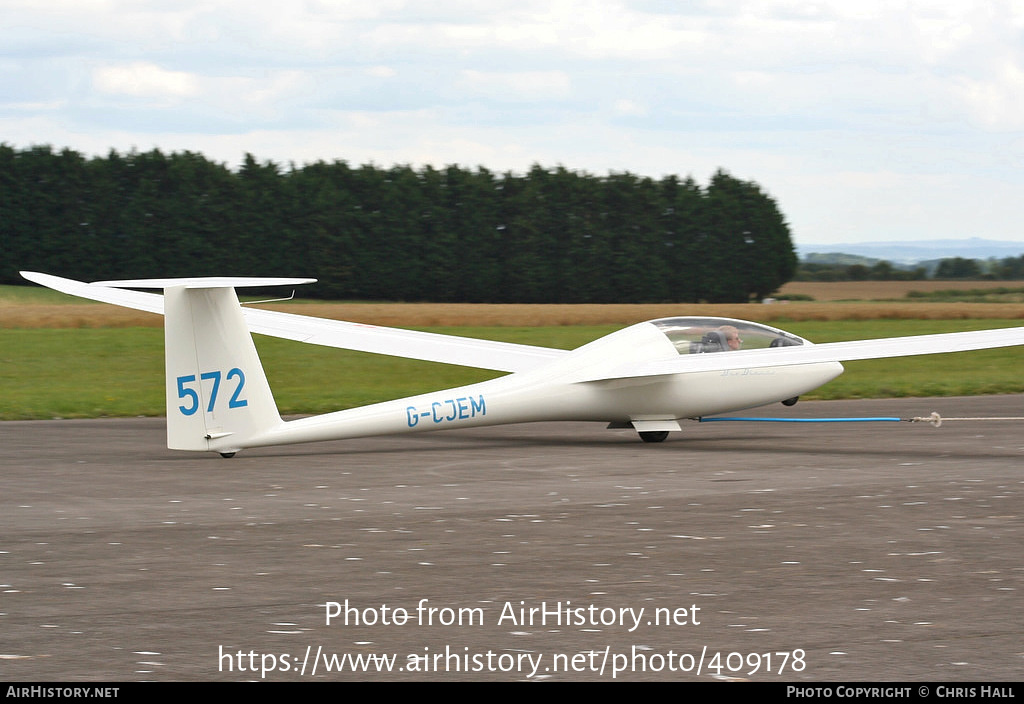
639,431,670,443
219,452,236,458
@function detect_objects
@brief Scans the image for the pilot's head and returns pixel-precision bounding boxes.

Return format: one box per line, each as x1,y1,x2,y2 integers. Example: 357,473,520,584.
718,325,742,350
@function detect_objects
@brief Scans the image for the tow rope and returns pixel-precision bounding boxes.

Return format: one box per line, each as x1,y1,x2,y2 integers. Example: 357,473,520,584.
698,412,1024,428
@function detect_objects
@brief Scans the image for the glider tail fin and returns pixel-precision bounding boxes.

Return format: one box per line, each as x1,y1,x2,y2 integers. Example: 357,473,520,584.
161,283,283,453
20,272,314,454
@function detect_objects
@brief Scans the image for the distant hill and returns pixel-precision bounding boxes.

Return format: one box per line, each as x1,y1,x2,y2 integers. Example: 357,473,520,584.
802,252,885,267
796,238,1024,264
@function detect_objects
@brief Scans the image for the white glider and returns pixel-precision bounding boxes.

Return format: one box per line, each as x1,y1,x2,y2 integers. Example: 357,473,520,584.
21,271,1024,456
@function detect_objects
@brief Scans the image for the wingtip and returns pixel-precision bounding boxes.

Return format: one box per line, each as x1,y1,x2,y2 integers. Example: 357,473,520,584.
20,271,56,284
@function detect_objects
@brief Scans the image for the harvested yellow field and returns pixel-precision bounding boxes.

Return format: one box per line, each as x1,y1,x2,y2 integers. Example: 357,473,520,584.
271,301,1024,325
2,299,1023,329
779,279,1024,301
1,304,163,329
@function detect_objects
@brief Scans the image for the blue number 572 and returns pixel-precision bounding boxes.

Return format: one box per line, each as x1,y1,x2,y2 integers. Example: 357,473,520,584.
176,368,248,415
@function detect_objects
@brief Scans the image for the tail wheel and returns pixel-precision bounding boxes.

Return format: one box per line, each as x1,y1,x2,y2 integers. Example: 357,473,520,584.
639,431,669,443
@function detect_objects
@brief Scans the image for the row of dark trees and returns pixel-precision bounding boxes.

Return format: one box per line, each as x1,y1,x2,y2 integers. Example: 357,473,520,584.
797,256,1024,282
796,261,927,281
2,145,798,303
932,256,1024,280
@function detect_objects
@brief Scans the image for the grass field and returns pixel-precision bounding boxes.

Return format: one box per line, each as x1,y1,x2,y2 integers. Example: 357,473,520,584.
778,279,1024,301
1,283,1022,419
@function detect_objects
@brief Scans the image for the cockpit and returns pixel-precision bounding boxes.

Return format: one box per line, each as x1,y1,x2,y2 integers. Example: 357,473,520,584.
650,317,807,355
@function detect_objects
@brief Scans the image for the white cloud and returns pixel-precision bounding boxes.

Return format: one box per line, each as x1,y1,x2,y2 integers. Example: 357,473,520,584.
953,60,1024,131
92,62,198,99
613,99,647,116
457,70,572,102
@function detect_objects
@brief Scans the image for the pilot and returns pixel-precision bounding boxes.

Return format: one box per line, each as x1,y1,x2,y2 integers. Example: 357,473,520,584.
697,325,742,353
718,325,742,350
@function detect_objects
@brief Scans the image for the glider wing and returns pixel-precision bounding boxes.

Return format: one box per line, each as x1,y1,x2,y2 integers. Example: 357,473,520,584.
20,272,565,373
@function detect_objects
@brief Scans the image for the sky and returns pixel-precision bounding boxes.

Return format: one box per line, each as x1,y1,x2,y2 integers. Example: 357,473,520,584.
2,0,1024,246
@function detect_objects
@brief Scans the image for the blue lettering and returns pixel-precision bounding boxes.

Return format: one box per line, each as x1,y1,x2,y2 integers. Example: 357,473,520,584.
176,368,248,415
177,375,199,416
227,368,248,408
200,371,222,413
410,394,488,427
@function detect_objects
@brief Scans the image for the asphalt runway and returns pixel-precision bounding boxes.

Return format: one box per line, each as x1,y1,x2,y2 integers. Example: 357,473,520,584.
2,395,1022,681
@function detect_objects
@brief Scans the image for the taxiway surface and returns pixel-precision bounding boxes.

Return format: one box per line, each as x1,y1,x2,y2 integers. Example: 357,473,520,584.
2,396,1021,681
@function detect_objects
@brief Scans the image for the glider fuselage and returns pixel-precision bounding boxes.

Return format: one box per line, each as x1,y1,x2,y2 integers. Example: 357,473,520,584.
242,321,843,452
